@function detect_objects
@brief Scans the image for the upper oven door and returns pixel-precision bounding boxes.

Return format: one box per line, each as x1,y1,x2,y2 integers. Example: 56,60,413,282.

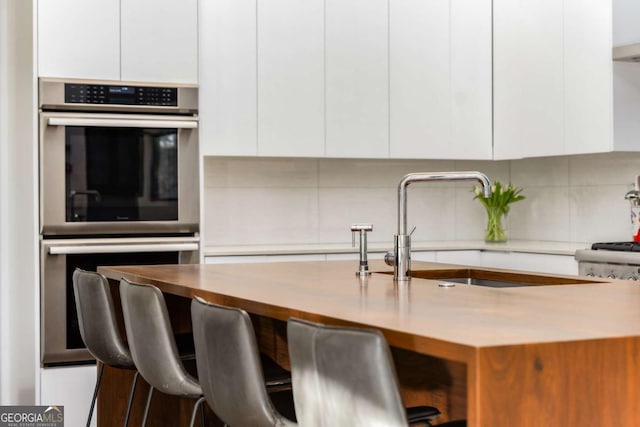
40,112,199,236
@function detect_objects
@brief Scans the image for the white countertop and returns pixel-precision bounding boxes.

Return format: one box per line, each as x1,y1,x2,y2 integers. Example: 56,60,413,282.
204,239,591,257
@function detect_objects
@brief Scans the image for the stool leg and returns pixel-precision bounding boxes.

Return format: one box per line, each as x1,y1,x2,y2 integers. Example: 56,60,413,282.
86,363,104,427
199,398,205,427
189,396,206,427
141,386,154,427
122,371,140,427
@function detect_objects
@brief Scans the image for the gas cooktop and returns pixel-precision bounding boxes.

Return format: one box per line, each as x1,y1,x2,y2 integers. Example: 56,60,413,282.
591,242,640,252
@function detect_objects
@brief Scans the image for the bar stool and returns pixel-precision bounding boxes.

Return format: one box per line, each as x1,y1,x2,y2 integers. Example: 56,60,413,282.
190,296,295,426
287,318,467,427
72,269,141,427
119,278,205,427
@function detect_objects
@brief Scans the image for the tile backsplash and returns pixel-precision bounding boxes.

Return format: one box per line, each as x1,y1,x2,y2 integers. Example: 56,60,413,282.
203,153,638,246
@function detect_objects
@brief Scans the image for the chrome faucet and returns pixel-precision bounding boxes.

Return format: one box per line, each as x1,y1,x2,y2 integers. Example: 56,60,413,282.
386,171,492,281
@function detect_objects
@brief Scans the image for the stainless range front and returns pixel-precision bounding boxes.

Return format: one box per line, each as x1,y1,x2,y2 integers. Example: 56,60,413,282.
575,242,640,281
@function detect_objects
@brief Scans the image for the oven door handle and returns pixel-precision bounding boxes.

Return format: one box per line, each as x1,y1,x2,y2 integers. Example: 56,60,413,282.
48,242,199,255
47,117,198,129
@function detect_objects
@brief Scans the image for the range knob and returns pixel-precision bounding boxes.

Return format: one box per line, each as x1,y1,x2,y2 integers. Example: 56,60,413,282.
586,272,596,277
606,273,617,279
627,275,638,281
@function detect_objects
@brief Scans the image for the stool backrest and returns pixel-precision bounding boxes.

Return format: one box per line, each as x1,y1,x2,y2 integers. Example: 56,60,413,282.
72,268,133,368
119,278,200,397
287,318,408,427
191,297,288,427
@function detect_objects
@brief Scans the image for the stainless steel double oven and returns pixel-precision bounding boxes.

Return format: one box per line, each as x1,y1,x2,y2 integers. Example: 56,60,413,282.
39,78,200,365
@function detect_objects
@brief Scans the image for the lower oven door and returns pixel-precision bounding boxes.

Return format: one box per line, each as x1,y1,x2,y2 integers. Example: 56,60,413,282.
40,236,199,365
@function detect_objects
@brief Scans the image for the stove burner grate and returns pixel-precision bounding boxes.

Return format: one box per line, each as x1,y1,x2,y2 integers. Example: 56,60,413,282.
591,242,640,252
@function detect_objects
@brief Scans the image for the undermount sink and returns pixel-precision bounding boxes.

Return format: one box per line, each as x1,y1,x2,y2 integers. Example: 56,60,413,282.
378,268,604,288
436,277,531,288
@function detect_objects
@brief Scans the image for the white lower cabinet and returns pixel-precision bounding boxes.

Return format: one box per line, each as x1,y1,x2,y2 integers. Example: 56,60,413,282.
325,253,385,261
205,252,386,264
434,250,482,267
411,251,437,262
205,250,578,275
205,254,326,264
40,365,97,427
480,252,578,275
432,250,578,275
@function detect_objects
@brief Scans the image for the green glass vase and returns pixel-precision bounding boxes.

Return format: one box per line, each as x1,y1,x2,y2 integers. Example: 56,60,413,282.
485,207,507,243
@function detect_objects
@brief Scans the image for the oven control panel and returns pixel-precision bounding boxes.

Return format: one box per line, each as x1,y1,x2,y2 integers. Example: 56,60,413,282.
65,83,178,107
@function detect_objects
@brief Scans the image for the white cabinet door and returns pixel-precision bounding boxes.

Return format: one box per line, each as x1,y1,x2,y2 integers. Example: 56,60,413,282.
205,254,326,264
494,0,621,159
493,0,564,159
38,0,120,80
412,251,437,262
613,0,640,46
199,0,257,156
563,0,612,155
435,250,482,267
613,62,640,151
325,0,388,158
481,252,578,276
257,0,324,157
389,0,491,160
121,0,198,83
40,366,97,427
325,252,386,261
449,0,493,160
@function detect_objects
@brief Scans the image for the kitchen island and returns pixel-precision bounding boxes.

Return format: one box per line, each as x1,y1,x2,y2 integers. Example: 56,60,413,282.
98,260,640,426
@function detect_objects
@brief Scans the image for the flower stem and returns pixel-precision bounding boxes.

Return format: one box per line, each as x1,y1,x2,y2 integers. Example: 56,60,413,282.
485,207,507,242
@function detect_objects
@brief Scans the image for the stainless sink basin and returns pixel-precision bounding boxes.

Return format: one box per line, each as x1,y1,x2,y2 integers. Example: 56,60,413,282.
378,268,604,288
437,277,531,288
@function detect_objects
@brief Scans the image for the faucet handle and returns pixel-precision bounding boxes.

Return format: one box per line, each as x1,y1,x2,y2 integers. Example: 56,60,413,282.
351,223,374,246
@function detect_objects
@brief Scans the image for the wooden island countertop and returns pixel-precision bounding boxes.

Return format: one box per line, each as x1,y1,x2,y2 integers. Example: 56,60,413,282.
98,260,640,426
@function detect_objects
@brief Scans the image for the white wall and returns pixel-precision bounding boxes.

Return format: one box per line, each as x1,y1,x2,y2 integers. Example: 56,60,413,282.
203,153,637,246
0,0,38,405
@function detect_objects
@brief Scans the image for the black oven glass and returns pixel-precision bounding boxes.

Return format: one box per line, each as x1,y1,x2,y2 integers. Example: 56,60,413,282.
65,126,178,222
65,251,179,350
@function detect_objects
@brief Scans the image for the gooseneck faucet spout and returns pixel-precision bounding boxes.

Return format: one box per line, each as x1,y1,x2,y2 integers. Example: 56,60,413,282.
392,171,492,281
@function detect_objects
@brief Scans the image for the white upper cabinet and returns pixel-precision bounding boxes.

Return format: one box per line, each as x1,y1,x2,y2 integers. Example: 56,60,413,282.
38,0,198,83
121,0,198,83
494,0,640,159
563,0,612,155
257,0,325,157
389,0,492,160
493,0,564,159
325,0,389,158
200,0,491,159
613,0,640,47
199,0,257,156
38,0,120,80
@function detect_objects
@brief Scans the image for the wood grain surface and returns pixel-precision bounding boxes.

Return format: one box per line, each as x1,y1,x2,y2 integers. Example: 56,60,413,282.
96,260,640,426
